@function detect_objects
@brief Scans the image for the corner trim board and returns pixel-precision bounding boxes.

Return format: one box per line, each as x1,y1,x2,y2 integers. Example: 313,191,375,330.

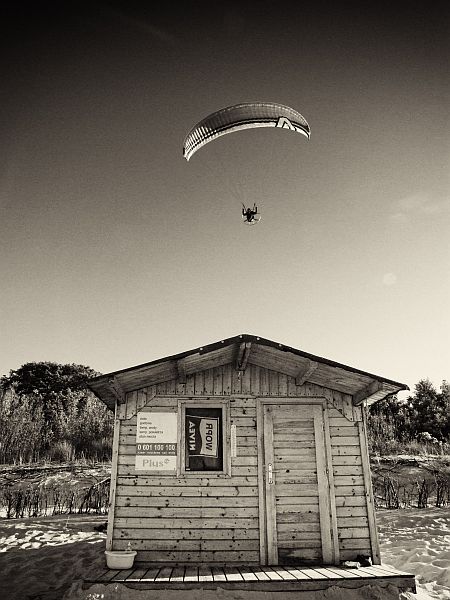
358,403,381,564
106,403,121,550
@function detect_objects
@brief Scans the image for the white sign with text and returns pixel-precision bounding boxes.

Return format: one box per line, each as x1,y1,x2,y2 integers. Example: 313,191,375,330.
135,411,177,472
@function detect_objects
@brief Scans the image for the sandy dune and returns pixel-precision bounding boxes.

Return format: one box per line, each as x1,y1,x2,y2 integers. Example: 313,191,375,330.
0,515,106,600
0,508,448,599
378,508,450,599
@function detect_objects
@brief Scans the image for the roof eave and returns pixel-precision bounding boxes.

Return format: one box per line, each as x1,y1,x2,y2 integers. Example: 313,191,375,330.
88,334,409,409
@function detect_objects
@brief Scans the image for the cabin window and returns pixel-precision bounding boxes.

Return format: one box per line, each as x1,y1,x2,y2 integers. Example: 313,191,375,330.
178,400,230,475
184,407,223,471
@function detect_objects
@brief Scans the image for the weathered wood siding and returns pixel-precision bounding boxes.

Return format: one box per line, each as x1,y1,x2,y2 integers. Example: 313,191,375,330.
111,364,373,565
115,395,259,564
272,410,321,564
118,365,362,410
329,404,372,561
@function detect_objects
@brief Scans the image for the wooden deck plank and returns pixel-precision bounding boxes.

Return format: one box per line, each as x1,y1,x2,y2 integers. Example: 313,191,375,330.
86,563,415,592
297,568,328,580
238,567,258,581
124,568,149,582
319,567,361,579
97,569,120,582
379,563,413,576
111,568,136,581
261,567,283,580
170,567,185,582
342,567,375,578
198,566,214,582
363,565,399,577
285,568,312,580
112,569,135,581
223,567,244,581
155,567,173,582
211,567,227,582
357,566,389,578
269,567,298,580
141,567,161,582
313,567,344,579
362,565,413,578
184,566,199,582
250,566,271,580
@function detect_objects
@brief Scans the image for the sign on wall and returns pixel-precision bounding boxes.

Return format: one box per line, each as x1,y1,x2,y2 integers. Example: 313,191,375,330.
135,411,177,472
185,407,223,471
187,415,219,457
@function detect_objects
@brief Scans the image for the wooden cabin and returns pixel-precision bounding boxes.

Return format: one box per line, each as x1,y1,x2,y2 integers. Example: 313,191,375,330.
88,334,409,569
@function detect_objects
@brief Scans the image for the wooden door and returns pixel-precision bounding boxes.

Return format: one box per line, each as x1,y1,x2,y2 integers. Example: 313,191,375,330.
263,403,334,565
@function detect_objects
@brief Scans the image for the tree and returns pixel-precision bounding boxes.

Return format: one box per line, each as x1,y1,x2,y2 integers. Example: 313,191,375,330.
409,379,438,436
437,380,450,440
368,378,450,454
1,363,99,431
0,362,112,463
367,394,411,454
407,379,450,441
1,362,98,400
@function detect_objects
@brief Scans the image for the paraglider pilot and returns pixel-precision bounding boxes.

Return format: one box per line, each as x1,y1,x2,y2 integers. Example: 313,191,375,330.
242,203,258,223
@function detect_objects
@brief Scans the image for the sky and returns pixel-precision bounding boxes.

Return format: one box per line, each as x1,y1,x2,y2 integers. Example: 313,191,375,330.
1,1,449,397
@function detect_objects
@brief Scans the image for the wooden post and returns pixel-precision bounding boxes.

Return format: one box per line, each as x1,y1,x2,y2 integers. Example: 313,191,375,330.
358,402,381,564
263,405,278,565
256,399,268,564
106,401,121,551
314,405,333,564
322,404,340,565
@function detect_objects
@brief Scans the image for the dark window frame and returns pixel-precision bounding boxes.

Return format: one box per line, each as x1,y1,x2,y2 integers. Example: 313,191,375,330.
178,398,231,477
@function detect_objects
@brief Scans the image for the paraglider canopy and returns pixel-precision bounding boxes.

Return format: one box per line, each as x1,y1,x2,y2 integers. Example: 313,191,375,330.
183,102,310,161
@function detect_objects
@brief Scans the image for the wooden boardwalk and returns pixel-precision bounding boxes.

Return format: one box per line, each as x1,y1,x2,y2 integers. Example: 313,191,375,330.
86,563,416,593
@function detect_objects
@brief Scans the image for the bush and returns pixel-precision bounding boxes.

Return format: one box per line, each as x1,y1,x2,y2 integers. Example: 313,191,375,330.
0,362,113,464
368,379,450,456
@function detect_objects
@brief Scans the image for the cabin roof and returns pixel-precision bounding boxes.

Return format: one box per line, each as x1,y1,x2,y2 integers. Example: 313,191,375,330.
88,334,409,410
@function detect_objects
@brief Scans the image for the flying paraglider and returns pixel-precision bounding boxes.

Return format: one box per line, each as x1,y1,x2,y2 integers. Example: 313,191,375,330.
183,102,310,224
183,102,310,161
242,203,260,225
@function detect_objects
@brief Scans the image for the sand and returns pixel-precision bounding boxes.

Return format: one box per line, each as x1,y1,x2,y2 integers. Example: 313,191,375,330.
0,514,107,600
378,508,450,599
0,508,448,600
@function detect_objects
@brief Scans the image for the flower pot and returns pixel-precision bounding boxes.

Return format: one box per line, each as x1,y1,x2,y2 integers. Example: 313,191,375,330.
105,549,137,569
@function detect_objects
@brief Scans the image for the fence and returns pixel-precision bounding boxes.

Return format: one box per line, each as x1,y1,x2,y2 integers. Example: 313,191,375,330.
373,473,450,509
0,478,110,518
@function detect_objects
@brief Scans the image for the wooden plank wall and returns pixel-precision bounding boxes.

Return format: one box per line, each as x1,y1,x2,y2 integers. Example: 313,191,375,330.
120,365,356,408
329,404,372,561
112,364,372,565
115,396,259,564
272,412,322,564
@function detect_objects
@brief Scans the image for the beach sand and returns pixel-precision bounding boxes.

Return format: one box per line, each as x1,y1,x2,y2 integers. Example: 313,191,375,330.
0,508,448,599
0,514,106,600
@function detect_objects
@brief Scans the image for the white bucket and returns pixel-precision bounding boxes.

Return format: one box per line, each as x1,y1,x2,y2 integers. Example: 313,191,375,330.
105,549,137,569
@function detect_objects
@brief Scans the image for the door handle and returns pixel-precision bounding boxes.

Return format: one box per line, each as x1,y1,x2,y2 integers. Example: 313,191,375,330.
267,463,273,485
